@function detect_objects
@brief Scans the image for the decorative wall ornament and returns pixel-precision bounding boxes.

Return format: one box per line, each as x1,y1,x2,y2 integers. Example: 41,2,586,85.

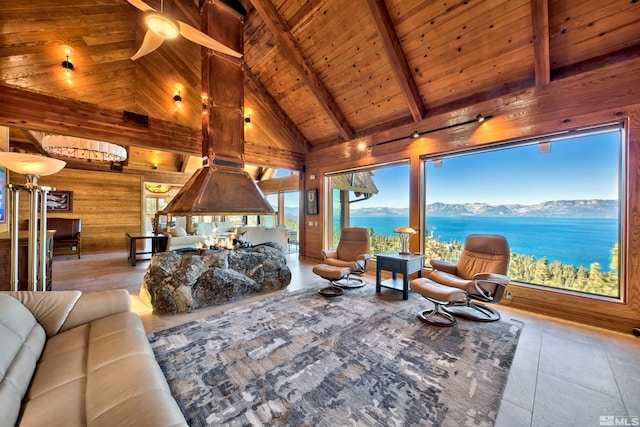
145,183,171,193
306,188,318,215
47,191,73,212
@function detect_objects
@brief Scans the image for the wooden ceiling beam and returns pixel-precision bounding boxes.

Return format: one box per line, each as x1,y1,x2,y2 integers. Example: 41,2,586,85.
365,0,425,121
245,68,310,153
60,158,191,185
173,0,202,29
179,154,190,172
249,0,355,142
0,84,201,155
531,0,550,86
286,0,319,29
244,141,305,171
551,43,640,81
20,130,49,156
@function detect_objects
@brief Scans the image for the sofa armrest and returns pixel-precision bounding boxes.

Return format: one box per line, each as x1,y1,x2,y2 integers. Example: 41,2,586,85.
59,289,131,333
1,290,82,337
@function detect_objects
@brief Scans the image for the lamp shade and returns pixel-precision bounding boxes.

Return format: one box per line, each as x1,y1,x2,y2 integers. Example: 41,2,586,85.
0,152,66,176
394,226,416,235
146,13,180,39
394,226,416,254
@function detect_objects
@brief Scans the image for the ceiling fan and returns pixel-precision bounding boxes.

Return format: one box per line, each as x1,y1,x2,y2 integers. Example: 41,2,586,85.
127,0,242,60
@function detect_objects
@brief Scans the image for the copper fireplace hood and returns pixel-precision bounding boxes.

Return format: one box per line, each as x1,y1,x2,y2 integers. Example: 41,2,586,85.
161,1,273,217
161,163,273,216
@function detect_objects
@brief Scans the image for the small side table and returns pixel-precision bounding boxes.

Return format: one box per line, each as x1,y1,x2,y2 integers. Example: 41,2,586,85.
376,252,425,300
126,232,167,266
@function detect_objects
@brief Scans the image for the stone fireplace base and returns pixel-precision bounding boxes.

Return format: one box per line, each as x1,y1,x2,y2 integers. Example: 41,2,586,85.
140,243,291,314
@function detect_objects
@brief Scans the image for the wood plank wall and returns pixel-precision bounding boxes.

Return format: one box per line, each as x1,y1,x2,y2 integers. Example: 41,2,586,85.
304,56,640,334
9,168,142,254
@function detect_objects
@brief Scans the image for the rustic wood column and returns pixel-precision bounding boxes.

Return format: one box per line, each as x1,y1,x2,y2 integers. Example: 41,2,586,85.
201,2,246,167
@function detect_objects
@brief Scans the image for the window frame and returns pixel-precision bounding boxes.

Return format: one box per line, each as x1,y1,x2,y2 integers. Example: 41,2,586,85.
420,123,626,301
325,160,411,253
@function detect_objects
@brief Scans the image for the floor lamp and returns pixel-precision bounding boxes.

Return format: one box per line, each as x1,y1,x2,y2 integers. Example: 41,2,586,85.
0,153,65,291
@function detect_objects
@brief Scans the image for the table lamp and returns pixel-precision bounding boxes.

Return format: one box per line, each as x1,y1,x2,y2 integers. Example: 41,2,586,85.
394,226,416,255
0,152,66,291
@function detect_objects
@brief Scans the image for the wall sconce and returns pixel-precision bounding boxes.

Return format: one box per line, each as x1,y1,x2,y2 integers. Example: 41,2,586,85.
244,108,253,129
173,91,183,109
394,226,416,255
201,94,209,114
60,45,74,81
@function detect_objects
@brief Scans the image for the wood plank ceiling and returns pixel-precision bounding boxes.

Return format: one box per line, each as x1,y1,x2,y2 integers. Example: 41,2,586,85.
1,0,639,175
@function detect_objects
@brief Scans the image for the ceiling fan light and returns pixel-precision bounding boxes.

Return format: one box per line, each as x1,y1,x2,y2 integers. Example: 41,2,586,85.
145,13,179,39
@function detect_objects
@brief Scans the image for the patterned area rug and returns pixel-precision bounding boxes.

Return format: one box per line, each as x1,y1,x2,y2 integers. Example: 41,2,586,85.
150,285,522,426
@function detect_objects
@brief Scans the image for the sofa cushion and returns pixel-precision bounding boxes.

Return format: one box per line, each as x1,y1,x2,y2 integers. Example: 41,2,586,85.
195,222,217,236
4,291,81,337
19,311,186,427
0,293,47,427
167,235,207,251
237,225,288,249
216,222,237,233
170,227,187,238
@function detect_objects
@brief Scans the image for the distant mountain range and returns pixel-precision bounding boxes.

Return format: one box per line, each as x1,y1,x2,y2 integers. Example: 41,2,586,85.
349,200,618,218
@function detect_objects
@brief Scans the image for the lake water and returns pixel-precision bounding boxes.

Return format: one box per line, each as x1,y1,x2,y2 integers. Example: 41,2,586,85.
348,215,619,271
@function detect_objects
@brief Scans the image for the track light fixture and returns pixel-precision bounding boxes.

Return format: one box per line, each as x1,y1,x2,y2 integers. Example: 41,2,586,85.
368,114,493,149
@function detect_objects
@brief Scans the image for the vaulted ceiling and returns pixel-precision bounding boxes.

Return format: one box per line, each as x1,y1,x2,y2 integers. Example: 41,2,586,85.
1,0,639,175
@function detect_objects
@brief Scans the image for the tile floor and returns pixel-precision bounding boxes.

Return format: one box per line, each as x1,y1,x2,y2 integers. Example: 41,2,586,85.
52,251,640,427
494,305,640,427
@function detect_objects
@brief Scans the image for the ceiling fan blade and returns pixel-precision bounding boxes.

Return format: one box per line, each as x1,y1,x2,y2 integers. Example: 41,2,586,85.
178,21,242,58
131,29,165,60
127,0,155,12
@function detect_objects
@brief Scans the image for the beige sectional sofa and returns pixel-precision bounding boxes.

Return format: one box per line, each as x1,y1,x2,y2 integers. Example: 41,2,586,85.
163,221,239,251
237,224,289,249
0,290,187,427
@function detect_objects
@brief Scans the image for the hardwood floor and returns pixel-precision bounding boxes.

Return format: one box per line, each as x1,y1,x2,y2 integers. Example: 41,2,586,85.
51,251,640,427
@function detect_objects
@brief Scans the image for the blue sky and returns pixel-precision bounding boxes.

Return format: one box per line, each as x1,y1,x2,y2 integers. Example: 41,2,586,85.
354,130,621,208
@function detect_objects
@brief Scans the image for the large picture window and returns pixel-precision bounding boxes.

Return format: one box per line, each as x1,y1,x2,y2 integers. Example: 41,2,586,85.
329,162,410,253
423,126,624,298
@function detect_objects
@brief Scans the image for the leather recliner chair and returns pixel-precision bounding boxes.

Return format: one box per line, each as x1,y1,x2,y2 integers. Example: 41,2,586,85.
411,234,511,324
321,227,371,289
